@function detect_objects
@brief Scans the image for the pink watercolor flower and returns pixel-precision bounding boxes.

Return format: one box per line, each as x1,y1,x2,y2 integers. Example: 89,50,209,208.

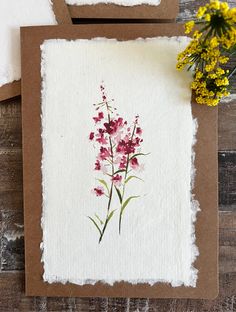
88,82,148,243
93,186,105,197
93,112,104,123
95,160,101,170
98,146,110,160
119,156,127,169
89,132,94,140
96,129,108,145
100,84,107,102
112,174,122,187
134,137,142,147
104,117,124,136
136,127,142,136
130,157,139,170
116,139,136,155
116,140,126,154
96,136,108,145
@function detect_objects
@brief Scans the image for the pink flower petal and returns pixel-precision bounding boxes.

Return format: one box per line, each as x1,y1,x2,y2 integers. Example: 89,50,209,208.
112,174,122,187
89,132,94,140
93,186,105,196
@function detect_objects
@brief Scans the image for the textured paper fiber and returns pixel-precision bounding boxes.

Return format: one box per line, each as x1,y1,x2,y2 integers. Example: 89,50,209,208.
41,37,198,287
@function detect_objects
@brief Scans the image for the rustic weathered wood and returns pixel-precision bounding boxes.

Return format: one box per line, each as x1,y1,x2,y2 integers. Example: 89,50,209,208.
178,0,236,22
0,193,24,271
219,152,236,211
0,0,236,310
0,271,235,311
219,101,236,151
0,97,22,149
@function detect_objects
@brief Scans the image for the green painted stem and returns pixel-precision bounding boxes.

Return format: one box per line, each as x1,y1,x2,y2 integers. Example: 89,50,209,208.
98,102,114,243
118,124,136,234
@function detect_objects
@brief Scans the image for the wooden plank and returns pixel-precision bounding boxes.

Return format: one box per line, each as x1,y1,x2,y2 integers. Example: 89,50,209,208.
0,271,235,311
0,191,24,271
0,97,22,149
0,149,22,193
219,212,236,276
178,0,206,22
219,101,236,151
178,0,236,22
219,152,236,211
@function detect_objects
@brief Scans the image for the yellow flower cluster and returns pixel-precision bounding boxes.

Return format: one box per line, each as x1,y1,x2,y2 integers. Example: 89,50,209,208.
177,0,236,106
185,21,195,34
192,69,230,106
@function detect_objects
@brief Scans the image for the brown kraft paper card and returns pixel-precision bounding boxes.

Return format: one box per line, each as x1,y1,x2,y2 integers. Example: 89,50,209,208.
67,0,178,20
21,24,218,299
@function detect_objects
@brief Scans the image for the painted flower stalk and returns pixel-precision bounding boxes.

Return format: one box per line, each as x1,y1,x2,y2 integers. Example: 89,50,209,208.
88,83,148,243
177,0,236,106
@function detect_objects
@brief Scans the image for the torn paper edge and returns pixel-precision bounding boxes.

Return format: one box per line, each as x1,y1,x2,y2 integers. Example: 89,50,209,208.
40,36,199,288
66,0,161,7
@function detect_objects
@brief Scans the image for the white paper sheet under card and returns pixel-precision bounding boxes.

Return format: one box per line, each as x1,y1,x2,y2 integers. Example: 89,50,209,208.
0,0,56,87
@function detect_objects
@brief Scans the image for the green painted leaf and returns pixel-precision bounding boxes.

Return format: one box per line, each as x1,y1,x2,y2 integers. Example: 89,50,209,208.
129,153,150,160
121,196,140,215
95,213,104,225
125,176,143,184
87,216,102,235
107,209,116,223
97,179,109,194
115,186,122,204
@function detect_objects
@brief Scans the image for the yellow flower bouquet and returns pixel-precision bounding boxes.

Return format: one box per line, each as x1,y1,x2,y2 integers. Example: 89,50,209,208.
177,0,236,106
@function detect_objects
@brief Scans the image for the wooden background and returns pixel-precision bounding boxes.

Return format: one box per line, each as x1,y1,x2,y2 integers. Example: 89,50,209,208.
0,1,236,311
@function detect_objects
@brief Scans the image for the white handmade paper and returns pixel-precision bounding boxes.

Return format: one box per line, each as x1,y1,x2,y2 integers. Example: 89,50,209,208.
0,0,56,87
41,37,199,287
66,0,161,6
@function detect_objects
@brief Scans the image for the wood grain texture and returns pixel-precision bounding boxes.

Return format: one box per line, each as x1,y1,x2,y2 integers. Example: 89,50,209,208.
177,0,236,22
0,271,235,311
0,0,235,310
219,152,236,211
219,101,236,151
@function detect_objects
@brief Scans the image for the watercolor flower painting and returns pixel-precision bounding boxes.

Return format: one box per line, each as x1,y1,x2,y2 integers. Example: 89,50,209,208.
88,83,148,243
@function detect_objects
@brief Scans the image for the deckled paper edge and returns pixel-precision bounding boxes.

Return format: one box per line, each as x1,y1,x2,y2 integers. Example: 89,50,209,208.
40,36,199,288
66,0,161,7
